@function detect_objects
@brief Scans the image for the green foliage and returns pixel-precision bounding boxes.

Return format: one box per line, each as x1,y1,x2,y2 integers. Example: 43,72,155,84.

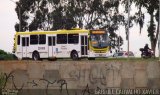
0,50,16,60
0,50,7,55
122,0,159,55
0,73,5,88
15,0,125,49
0,73,5,95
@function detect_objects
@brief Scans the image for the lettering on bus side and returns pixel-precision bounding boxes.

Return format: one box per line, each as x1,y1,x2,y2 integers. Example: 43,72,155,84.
38,47,45,50
61,46,67,50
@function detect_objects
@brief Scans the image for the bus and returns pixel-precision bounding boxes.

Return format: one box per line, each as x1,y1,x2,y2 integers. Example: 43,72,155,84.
14,29,111,60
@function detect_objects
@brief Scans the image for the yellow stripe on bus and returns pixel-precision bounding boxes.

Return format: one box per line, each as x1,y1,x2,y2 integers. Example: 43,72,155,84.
16,30,89,35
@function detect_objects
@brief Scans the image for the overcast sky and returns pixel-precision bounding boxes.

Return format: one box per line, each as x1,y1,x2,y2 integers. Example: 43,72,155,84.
0,0,18,53
0,0,158,57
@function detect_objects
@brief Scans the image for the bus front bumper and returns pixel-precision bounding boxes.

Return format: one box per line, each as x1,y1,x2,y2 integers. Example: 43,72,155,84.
88,51,109,58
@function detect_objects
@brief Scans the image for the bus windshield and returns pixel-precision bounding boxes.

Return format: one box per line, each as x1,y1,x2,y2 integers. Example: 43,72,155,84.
90,33,109,48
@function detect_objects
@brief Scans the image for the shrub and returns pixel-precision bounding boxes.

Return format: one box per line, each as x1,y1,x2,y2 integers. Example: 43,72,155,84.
0,49,17,60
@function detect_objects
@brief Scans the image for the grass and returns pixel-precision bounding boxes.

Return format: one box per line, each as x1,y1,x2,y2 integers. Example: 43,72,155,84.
0,57,159,62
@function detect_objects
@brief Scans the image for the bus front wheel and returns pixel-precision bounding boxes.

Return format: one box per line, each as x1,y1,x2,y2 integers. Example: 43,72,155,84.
71,51,79,60
32,51,40,61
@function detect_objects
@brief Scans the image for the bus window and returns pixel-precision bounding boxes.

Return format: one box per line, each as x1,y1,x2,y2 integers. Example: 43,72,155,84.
52,37,55,46
81,36,84,45
39,35,46,44
30,35,38,45
57,34,67,44
48,37,52,46
27,37,29,46
22,37,25,46
17,35,20,45
85,36,87,45
48,36,55,46
22,37,29,46
68,34,79,44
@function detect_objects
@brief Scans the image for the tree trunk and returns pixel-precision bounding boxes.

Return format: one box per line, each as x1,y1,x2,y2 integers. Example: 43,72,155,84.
151,41,156,57
149,13,156,56
149,15,160,57
153,20,160,56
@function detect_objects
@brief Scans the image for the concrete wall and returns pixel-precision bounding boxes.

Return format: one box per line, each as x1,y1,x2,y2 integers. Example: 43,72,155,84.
0,60,160,94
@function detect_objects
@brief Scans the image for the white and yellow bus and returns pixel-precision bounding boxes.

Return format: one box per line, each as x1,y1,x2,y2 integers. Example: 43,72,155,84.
14,29,111,60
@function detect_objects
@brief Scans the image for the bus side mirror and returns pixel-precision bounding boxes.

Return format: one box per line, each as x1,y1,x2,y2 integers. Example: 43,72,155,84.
110,50,112,53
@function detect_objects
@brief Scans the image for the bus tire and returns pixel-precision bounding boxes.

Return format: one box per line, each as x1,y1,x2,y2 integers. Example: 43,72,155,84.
32,51,40,61
71,50,79,60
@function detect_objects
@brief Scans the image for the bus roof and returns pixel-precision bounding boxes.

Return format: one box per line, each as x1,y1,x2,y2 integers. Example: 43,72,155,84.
16,29,89,35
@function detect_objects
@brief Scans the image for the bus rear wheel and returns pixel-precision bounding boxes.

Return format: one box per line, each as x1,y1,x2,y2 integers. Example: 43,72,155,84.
32,52,40,61
71,51,79,60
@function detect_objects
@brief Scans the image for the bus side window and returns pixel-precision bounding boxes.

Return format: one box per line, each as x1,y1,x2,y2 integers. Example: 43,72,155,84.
48,36,55,46
17,35,20,45
57,34,67,44
22,37,25,46
22,37,29,46
39,34,46,44
81,36,84,45
68,34,79,44
27,37,29,46
30,35,38,45
53,37,55,46
48,37,52,46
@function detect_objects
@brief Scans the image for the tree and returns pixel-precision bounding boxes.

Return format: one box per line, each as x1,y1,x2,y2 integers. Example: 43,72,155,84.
15,0,125,49
122,0,159,56
15,0,35,31
0,50,16,60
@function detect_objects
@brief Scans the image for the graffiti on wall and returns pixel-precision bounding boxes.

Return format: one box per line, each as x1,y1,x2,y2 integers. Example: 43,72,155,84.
0,62,121,95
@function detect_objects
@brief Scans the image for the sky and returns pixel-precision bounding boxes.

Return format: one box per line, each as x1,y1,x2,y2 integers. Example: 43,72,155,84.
0,0,159,57
0,0,18,53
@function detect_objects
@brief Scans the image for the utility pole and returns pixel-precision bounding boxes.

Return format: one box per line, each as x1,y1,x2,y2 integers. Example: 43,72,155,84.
118,30,120,52
159,0,160,60
10,0,21,32
127,0,130,58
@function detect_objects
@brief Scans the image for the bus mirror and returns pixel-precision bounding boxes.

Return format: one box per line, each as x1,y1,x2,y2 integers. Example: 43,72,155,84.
110,50,112,53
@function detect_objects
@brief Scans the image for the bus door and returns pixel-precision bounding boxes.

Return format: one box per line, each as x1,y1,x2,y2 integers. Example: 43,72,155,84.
22,36,29,58
81,35,88,56
16,35,22,59
48,36,56,58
